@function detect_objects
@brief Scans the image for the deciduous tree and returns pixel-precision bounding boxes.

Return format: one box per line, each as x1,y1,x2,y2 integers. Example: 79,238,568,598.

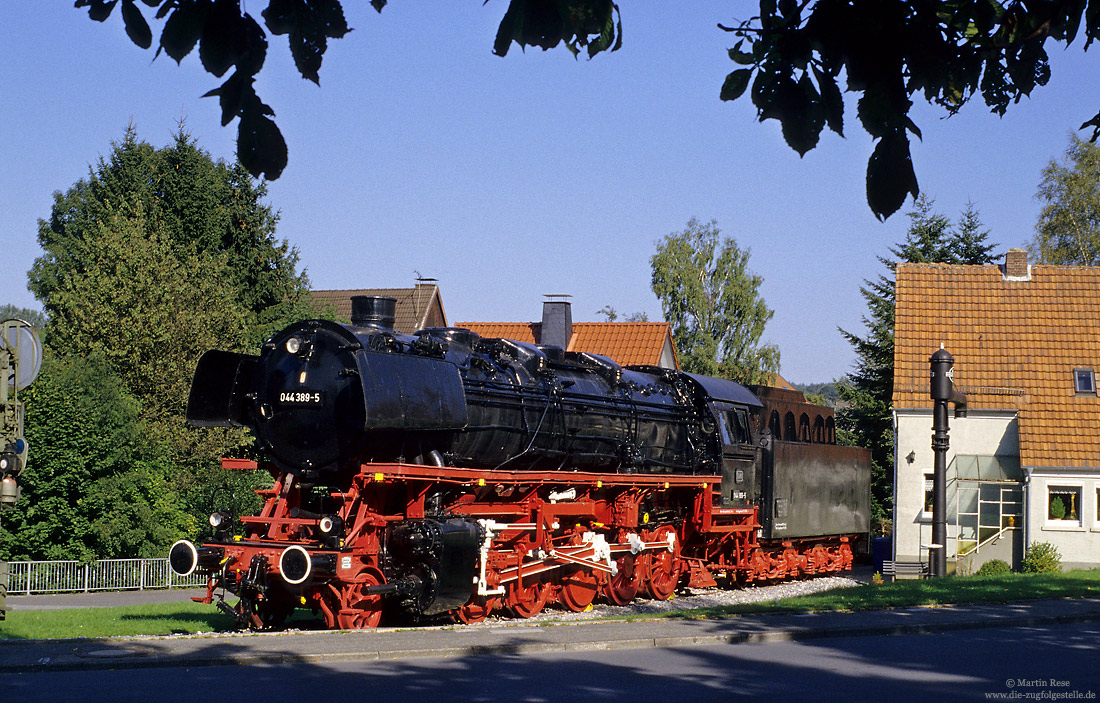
31,126,313,347
24,128,314,540
0,353,192,561
1029,135,1100,265
651,218,779,384
74,0,620,181
76,2,1100,219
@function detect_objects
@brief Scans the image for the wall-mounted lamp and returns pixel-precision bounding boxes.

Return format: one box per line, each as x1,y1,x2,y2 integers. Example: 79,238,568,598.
906,451,916,464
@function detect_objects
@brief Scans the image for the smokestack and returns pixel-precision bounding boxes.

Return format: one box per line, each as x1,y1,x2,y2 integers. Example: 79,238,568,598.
351,295,397,331
541,295,573,349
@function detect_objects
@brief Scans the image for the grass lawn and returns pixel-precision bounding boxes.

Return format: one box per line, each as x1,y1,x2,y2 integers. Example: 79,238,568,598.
1,569,1097,640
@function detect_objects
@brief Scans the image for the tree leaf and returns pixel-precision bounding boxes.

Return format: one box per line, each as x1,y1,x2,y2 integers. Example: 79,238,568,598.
202,70,248,126
238,105,287,180
160,0,207,64
493,1,523,57
77,0,120,23
720,69,752,101
199,0,245,78
121,0,153,48
728,39,755,66
866,131,919,221
813,65,844,136
1079,111,1100,141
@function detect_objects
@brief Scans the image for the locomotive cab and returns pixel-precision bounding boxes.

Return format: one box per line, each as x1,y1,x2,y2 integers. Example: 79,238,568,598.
680,373,763,509
710,401,760,508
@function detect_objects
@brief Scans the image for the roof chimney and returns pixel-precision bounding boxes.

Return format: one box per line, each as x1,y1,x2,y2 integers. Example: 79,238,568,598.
1004,248,1030,281
541,295,573,349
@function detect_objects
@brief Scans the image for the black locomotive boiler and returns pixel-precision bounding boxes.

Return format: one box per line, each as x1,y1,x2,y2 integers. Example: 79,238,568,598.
171,295,870,629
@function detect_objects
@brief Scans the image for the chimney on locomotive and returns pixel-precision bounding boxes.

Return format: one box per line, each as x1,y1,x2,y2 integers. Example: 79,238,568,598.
351,295,397,332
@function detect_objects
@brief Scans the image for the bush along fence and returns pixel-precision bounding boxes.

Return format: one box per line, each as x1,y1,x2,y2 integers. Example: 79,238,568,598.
5,558,207,595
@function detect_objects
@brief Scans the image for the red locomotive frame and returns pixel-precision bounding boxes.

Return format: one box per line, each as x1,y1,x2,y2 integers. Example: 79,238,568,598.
187,457,855,629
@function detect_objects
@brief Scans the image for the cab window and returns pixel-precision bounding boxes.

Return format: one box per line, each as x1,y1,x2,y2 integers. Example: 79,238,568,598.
714,404,752,446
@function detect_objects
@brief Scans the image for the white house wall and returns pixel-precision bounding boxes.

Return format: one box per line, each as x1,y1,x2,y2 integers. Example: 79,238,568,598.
1026,468,1100,570
893,409,1019,563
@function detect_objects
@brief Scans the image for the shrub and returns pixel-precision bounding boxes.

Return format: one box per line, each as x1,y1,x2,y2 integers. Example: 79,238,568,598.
1022,542,1063,573
976,559,1012,576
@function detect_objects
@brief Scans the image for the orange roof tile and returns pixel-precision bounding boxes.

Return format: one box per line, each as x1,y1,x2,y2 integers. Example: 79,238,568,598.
457,321,678,369
893,262,1100,468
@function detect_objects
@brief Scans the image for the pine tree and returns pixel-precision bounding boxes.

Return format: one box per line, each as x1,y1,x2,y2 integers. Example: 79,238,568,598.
838,196,998,531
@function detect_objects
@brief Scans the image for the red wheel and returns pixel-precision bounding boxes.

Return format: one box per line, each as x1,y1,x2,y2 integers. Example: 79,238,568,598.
336,567,385,629
507,575,551,618
810,545,828,574
454,596,500,624
557,566,598,612
643,525,681,600
602,553,640,606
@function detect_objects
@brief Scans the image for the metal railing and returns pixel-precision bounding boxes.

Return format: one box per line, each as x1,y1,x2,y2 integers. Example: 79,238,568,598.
5,558,207,596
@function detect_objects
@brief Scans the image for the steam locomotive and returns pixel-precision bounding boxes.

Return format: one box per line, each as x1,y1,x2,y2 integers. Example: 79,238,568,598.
171,296,870,629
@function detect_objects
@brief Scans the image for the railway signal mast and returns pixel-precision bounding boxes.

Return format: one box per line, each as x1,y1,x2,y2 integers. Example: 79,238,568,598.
929,346,967,578
0,319,42,619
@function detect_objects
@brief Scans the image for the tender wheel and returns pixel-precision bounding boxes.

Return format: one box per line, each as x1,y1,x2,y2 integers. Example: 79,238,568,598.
643,525,681,601
454,596,499,624
336,568,385,629
602,552,640,606
557,566,598,612
506,574,551,618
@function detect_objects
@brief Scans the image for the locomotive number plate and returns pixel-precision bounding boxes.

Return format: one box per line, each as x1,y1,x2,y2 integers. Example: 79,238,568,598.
279,390,324,405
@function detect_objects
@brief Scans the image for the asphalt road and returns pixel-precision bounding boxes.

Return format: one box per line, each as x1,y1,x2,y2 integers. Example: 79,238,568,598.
3,621,1098,702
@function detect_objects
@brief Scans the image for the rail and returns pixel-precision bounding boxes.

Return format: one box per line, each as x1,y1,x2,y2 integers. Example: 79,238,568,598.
5,558,207,595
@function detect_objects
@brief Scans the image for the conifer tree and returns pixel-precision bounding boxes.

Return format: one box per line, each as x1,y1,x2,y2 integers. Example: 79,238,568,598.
838,196,998,530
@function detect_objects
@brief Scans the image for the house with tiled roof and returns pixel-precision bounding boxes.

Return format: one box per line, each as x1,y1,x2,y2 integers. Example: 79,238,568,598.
310,284,446,334
893,249,1100,571
459,299,679,370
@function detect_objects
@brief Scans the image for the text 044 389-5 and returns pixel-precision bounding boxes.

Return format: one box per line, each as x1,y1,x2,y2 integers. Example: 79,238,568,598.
279,391,323,405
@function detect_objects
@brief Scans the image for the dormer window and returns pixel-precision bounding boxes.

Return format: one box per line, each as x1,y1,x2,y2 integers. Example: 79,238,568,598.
1074,368,1096,395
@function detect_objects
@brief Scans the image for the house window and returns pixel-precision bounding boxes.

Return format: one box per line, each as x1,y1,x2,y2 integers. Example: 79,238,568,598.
1047,486,1081,522
922,473,934,519
1074,368,1096,395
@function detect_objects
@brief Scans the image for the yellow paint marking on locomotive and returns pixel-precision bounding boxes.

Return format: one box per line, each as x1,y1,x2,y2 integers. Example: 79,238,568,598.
478,478,485,486
299,371,307,384
373,472,384,482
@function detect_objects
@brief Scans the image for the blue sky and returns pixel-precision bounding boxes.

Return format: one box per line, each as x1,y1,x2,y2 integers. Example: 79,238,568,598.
2,3,1097,383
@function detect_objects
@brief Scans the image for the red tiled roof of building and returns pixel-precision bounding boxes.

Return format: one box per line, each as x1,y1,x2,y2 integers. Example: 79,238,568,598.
893,261,1100,468
456,321,678,369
